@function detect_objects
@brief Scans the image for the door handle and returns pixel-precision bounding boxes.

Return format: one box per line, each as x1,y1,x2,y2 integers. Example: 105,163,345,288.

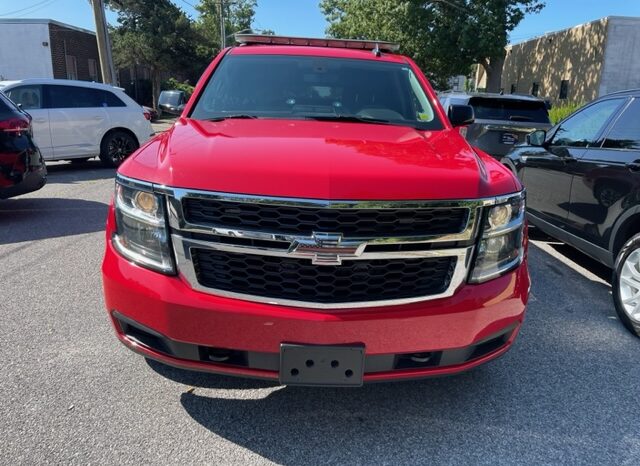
626,161,640,172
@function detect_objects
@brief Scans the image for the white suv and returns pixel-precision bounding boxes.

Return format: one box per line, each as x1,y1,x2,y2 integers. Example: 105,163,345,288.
0,79,154,167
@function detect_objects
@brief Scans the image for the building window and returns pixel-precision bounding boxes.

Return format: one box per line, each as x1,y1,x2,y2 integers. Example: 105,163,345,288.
65,55,78,80
88,59,98,81
510,84,516,94
559,80,569,100
531,82,540,97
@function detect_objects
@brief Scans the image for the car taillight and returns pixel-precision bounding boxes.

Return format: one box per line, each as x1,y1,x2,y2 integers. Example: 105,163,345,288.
143,111,151,121
0,117,30,136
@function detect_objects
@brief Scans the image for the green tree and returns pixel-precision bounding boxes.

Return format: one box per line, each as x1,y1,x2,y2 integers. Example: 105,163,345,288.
107,0,202,108
321,0,545,91
195,0,257,58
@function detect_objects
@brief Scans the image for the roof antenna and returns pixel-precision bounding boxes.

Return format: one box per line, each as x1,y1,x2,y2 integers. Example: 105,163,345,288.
372,43,381,57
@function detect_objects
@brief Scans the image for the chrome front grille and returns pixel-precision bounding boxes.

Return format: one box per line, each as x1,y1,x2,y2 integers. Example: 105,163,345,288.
164,187,493,309
182,197,469,238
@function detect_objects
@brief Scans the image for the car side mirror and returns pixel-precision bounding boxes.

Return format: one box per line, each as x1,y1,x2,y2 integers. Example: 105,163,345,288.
448,105,475,127
527,129,547,147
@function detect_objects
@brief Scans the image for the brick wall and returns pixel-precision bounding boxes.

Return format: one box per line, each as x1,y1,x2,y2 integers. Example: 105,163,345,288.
48,23,102,82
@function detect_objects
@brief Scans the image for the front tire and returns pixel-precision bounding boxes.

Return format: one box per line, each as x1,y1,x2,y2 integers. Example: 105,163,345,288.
612,233,640,337
99,131,138,168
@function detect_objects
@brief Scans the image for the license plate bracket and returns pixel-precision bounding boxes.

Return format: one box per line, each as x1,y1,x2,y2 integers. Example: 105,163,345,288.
279,344,365,387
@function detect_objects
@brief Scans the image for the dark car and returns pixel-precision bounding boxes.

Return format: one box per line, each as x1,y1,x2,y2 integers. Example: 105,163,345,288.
158,90,187,116
502,89,640,337
440,92,552,158
0,91,46,199
142,106,159,122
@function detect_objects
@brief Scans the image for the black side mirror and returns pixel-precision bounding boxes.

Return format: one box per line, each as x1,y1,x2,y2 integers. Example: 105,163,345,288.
527,129,547,147
448,105,475,127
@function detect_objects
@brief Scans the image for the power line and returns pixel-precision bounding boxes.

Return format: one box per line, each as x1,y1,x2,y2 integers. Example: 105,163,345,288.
177,0,197,9
0,0,57,17
16,0,60,18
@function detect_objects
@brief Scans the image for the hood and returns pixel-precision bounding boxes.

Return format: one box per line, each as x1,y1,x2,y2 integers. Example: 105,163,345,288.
121,118,519,200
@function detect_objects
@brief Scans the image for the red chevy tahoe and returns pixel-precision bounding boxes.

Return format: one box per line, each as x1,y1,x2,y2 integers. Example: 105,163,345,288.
102,35,529,386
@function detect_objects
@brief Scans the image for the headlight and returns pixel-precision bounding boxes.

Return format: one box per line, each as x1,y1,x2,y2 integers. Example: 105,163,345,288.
112,179,175,274
469,192,525,283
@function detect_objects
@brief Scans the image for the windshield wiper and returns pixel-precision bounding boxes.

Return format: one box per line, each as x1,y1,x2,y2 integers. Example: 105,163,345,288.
303,115,391,124
204,114,259,122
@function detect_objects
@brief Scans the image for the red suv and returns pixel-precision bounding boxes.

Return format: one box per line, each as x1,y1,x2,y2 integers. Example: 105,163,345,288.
102,35,529,386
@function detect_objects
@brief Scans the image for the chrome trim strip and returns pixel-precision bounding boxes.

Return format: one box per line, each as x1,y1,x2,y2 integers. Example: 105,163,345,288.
115,174,154,191
169,186,497,209
172,234,474,309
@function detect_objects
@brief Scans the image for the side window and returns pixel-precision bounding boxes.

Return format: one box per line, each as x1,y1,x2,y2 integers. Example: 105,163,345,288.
406,69,433,122
46,85,98,109
602,99,640,150
0,92,19,119
551,99,624,148
5,85,43,110
96,90,126,108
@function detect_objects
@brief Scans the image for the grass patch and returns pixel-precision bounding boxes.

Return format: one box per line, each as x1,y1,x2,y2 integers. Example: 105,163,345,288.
549,102,583,124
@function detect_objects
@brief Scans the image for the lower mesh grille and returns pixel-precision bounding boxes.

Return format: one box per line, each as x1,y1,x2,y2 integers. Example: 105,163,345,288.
191,248,456,304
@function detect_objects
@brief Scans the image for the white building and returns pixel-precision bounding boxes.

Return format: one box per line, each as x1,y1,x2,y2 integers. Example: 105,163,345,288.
0,19,101,81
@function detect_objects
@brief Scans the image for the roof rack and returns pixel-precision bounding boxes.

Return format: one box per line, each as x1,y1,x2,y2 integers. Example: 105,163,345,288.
234,34,400,53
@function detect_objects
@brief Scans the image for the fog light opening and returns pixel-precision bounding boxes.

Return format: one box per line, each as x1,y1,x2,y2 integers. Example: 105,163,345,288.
207,348,232,363
409,352,432,363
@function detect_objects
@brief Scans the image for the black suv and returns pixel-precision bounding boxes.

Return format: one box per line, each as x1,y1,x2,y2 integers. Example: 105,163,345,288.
503,89,640,337
0,92,46,199
439,92,552,159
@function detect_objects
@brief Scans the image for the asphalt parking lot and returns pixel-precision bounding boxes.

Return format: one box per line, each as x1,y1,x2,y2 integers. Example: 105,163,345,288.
1,161,640,465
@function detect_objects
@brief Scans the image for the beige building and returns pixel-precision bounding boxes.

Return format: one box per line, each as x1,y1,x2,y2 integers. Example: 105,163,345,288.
501,16,640,104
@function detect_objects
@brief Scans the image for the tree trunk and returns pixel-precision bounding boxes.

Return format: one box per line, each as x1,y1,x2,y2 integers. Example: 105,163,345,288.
482,54,505,93
151,69,161,111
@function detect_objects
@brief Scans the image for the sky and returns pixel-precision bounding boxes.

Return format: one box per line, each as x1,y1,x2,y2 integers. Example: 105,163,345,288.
1,0,640,44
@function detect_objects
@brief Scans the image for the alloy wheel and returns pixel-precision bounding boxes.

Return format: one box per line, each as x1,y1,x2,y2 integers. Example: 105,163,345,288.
108,135,135,164
619,248,640,323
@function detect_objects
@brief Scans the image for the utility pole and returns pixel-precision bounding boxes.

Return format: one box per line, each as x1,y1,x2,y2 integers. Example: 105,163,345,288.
219,0,226,49
91,0,117,84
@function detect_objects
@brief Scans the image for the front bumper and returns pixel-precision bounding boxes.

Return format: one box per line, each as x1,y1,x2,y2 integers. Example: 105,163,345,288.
102,235,529,382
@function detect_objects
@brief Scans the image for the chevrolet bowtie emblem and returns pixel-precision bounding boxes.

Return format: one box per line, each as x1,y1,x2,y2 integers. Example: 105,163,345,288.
288,232,366,265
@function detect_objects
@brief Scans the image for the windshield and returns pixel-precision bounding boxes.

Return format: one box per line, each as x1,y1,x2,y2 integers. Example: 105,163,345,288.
190,54,443,130
159,92,183,106
469,97,550,123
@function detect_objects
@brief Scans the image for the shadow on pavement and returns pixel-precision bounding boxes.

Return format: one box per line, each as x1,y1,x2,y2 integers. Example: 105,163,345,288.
0,197,108,244
144,238,640,464
529,226,612,283
146,359,279,390
44,160,117,184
